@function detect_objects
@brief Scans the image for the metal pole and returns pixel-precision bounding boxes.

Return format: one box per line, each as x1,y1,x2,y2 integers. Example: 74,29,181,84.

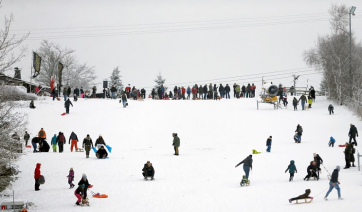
349,12,352,98
293,75,296,96
358,151,360,171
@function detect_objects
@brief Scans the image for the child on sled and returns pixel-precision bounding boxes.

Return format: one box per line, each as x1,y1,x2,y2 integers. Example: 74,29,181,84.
289,189,312,203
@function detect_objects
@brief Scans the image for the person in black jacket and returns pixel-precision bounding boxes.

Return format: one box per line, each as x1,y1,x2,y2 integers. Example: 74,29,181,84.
96,146,108,159
328,104,334,115
324,166,342,200
39,139,50,152
95,135,106,149
31,137,39,153
225,84,230,99
64,98,73,114
348,124,358,146
233,83,237,98
266,136,272,152
83,134,93,158
219,84,224,98
78,174,91,200
289,189,312,203
304,161,320,181
142,161,155,180
56,132,65,153
235,155,253,182
75,184,85,205
313,153,323,178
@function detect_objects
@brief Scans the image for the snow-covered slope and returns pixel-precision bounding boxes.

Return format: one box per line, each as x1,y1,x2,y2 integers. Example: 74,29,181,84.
5,96,362,212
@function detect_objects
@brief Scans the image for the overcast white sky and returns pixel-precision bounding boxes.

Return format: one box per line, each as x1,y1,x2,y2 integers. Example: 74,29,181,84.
2,0,362,92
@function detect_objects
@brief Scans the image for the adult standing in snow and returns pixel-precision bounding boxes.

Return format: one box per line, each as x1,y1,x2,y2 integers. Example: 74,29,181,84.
110,85,117,99
348,124,358,146
198,85,203,100
298,94,307,110
192,86,197,100
82,134,93,158
142,161,155,180
209,83,213,99
78,174,91,201
80,87,84,98
67,86,71,97
324,166,343,200
203,84,208,100
121,93,127,108
235,155,253,182
343,142,352,169
24,131,30,147
34,163,41,191
289,86,295,96
293,97,298,111
63,86,67,101
31,137,39,153
64,98,73,114
313,153,323,178
141,88,146,99
125,84,131,98
219,84,224,98
266,136,272,152
69,132,79,152
56,132,65,153
172,133,180,156
235,84,240,98
74,86,79,101
350,143,356,167
51,134,57,152
328,104,334,115
38,128,46,143
92,86,97,98
295,124,303,143
241,85,246,98
309,86,316,102
225,84,230,99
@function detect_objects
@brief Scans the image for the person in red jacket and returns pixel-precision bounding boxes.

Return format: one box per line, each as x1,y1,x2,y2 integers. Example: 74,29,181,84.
34,163,41,191
192,86,197,100
181,87,186,100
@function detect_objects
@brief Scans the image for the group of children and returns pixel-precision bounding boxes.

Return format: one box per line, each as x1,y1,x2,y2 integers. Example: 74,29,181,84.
67,168,91,206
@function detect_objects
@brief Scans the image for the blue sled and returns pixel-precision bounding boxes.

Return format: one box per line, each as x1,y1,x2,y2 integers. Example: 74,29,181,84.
97,157,109,159
92,147,97,153
105,145,112,153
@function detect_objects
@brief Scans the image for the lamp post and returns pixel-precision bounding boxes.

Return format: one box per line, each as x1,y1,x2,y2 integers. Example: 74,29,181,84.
349,6,356,97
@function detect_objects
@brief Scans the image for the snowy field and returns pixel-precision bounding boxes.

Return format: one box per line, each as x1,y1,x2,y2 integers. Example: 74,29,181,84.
5,96,362,212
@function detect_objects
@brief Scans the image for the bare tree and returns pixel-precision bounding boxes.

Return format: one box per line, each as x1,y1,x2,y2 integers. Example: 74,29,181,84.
35,40,96,89
0,1,29,74
303,4,362,106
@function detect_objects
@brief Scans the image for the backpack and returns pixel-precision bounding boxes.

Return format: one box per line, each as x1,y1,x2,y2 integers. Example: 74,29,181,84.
39,131,44,137
59,134,65,142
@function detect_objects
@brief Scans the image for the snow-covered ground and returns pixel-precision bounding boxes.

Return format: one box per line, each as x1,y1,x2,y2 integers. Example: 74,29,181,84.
4,96,362,212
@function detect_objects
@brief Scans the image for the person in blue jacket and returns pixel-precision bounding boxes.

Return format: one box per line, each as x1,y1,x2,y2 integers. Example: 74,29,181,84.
51,134,57,152
266,136,272,152
329,136,336,147
285,160,297,181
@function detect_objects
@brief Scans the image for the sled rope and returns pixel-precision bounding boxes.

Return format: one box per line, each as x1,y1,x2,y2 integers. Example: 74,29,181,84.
321,164,331,176
314,188,328,198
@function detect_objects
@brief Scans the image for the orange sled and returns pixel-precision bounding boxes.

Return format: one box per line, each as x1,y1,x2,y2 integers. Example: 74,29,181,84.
93,193,108,198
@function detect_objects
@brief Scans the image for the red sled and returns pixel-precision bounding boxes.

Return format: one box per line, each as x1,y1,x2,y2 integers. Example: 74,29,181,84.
26,145,32,148
339,144,346,147
61,113,66,116
56,97,60,101
88,185,93,188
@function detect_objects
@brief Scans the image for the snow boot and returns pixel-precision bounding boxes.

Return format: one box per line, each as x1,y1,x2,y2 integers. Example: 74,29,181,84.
338,197,344,200
289,199,292,203
76,202,80,206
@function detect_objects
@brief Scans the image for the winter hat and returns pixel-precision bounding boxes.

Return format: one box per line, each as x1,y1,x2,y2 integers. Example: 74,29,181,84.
336,165,340,171
82,174,87,179
87,134,89,137
270,136,272,138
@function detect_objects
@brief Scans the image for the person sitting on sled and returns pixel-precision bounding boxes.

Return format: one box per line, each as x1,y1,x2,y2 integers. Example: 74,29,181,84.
304,161,320,181
75,184,85,206
289,189,312,203
142,161,155,180
78,174,91,201
96,146,108,159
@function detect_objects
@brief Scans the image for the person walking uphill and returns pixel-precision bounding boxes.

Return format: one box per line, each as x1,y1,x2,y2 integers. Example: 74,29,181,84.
235,155,253,183
172,133,180,156
51,134,57,152
34,163,41,191
295,124,303,143
83,134,93,158
299,94,307,110
56,132,66,153
285,160,297,182
64,98,73,114
324,166,343,200
38,128,46,143
266,136,272,152
69,132,79,152
348,124,358,146
24,131,30,147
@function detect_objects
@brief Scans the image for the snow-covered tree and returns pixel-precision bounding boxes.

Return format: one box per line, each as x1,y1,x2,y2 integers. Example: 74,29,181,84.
109,67,124,97
154,72,167,92
0,1,28,191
